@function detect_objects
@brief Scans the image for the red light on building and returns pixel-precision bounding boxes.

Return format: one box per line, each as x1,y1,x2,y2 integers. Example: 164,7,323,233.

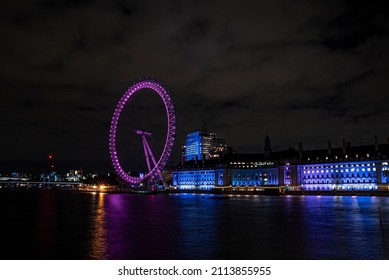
48,154,53,159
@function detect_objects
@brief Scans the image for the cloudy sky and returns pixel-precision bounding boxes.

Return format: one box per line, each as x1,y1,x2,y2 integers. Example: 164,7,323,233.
1,0,389,173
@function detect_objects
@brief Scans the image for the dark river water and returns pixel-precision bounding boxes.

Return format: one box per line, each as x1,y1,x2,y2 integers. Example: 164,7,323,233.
1,190,389,260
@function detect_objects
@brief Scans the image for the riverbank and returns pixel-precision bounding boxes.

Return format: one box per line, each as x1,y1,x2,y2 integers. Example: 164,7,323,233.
168,189,389,196
2,186,389,196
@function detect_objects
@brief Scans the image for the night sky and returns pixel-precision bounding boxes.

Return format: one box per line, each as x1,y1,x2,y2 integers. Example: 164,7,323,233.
1,0,389,173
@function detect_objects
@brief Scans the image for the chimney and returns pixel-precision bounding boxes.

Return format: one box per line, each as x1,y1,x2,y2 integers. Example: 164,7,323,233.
375,136,379,152
181,155,185,166
298,142,303,159
342,139,346,154
327,141,332,155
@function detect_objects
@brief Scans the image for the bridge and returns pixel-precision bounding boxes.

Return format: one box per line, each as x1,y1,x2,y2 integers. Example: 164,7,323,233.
0,181,122,192
0,181,83,189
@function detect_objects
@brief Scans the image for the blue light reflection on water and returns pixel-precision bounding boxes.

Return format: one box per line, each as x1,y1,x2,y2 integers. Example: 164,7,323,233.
102,193,389,259
0,191,389,259
299,195,389,259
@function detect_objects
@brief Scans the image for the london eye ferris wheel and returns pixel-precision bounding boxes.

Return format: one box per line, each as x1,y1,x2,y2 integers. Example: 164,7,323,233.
109,78,176,186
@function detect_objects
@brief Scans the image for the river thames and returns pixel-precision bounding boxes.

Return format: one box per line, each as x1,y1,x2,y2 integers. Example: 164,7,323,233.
0,190,388,259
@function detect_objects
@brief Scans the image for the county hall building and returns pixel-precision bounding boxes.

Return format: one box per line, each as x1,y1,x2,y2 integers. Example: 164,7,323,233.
172,131,389,192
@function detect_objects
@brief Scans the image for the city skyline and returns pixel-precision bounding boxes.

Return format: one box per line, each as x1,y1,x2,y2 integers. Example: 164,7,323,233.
1,0,389,172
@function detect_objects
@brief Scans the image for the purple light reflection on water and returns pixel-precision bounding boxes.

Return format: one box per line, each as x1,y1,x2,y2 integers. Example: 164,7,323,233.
1,191,389,259
102,193,223,259
104,194,180,259
102,194,389,260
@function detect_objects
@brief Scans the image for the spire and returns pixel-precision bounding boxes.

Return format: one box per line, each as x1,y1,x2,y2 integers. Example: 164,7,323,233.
264,134,272,159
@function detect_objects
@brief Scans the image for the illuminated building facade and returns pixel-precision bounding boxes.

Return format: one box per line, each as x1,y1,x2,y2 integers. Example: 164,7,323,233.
172,169,215,190
382,164,389,183
184,131,204,161
66,169,84,181
172,137,389,191
184,130,228,161
227,160,279,186
299,162,379,191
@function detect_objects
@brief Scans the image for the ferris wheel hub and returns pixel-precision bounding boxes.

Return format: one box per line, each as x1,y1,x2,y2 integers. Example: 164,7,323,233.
133,129,152,136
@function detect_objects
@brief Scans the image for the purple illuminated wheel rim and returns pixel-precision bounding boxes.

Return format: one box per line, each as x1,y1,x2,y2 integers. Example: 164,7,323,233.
109,79,176,184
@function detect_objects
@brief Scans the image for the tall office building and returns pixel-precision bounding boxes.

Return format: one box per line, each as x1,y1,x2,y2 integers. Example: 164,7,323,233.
184,130,227,161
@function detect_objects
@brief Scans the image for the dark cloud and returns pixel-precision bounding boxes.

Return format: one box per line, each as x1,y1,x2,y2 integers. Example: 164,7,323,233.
1,0,389,172
353,109,386,123
78,106,97,111
42,0,93,10
321,0,388,50
117,2,137,17
18,101,35,108
174,17,212,43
